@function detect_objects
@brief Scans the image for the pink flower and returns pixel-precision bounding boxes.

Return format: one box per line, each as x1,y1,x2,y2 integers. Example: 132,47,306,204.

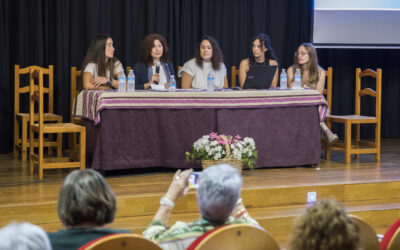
209,132,218,139
218,139,226,145
234,135,241,140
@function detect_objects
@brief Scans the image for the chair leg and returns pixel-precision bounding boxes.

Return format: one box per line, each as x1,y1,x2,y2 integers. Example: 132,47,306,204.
39,132,44,181
355,124,360,159
80,128,86,170
57,132,62,158
21,118,28,162
14,118,20,159
345,121,352,165
376,123,381,162
29,127,34,175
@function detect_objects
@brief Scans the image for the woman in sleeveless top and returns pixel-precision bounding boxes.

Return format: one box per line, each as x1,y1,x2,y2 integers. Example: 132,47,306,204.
134,34,175,90
239,33,279,88
288,43,338,144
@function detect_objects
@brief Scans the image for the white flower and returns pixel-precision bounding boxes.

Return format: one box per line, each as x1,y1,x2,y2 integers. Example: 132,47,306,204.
232,149,242,160
244,137,255,147
210,140,218,146
214,153,222,160
205,145,210,152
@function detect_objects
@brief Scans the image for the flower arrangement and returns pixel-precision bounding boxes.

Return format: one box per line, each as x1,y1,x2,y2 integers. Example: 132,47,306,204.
185,132,258,170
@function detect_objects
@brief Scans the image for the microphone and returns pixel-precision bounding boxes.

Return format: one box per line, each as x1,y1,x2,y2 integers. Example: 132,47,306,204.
156,61,161,74
154,62,161,83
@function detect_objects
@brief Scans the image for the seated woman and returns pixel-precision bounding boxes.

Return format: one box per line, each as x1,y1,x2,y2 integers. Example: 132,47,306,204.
143,164,258,250
82,33,124,90
239,33,278,88
288,200,359,250
288,43,338,144
134,34,175,90
47,169,130,249
180,36,228,89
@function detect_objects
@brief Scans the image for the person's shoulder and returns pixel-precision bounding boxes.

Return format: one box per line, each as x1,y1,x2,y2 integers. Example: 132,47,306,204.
239,58,250,66
84,62,97,72
287,65,295,71
183,58,196,66
133,61,147,70
269,59,278,66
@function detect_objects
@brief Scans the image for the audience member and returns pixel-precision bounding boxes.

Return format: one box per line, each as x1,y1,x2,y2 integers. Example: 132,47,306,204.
288,43,338,144
380,218,400,250
143,164,258,250
239,33,279,88
134,33,175,90
180,36,228,89
0,222,51,250
81,33,124,90
288,199,359,250
47,169,130,249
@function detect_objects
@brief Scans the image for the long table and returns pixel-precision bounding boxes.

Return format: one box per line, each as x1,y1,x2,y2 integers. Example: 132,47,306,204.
73,89,328,171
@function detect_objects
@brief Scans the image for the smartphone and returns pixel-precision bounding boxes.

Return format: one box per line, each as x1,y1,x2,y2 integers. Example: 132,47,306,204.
188,172,200,189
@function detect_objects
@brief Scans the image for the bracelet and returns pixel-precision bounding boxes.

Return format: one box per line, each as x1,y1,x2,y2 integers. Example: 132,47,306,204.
160,196,175,208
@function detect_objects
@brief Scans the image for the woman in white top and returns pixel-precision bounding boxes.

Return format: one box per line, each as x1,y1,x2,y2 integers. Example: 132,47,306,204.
82,33,123,90
180,36,228,89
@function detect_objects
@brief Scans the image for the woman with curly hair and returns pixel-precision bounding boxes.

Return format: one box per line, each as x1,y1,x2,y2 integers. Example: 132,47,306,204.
239,33,279,88
180,36,228,89
134,33,175,90
288,199,359,250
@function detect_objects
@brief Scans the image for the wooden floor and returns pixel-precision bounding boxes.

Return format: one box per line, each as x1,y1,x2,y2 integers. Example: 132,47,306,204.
1,139,400,247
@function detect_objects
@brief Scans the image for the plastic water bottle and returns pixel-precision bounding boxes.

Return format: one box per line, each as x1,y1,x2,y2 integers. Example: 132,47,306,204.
207,70,215,91
280,69,287,89
168,75,176,92
118,71,126,92
127,70,135,92
294,69,302,89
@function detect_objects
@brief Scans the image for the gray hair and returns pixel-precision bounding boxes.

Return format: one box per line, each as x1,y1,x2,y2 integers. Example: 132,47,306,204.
57,169,116,227
197,164,242,224
0,222,51,250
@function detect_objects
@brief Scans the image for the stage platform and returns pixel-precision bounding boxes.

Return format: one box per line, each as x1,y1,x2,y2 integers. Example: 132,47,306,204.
0,139,399,247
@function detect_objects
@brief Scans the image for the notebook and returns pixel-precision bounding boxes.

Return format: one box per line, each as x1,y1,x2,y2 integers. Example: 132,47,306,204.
243,65,277,89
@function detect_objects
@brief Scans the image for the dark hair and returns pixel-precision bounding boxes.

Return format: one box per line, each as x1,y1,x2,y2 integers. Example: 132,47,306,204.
81,33,120,80
194,36,224,71
248,33,278,65
139,33,170,66
57,169,116,227
292,43,320,85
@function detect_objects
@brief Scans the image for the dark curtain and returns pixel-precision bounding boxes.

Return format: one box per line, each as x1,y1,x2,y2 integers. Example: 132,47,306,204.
1,0,399,153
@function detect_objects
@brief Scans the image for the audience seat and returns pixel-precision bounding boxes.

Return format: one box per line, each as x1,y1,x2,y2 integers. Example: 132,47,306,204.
78,233,162,250
348,214,380,250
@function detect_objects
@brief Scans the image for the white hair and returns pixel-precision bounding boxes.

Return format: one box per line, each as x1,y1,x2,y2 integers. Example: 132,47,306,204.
0,222,52,250
197,164,242,224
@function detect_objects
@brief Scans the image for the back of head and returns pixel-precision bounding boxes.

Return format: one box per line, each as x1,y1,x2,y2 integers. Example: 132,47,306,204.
57,169,116,228
197,164,242,224
289,199,359,250
0,222,51,250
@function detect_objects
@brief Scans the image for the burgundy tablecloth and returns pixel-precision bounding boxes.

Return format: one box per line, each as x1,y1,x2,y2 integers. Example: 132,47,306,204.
83,106,320,171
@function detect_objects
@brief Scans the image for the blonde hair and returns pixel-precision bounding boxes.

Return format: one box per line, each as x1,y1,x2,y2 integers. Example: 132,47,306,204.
289,200,359,250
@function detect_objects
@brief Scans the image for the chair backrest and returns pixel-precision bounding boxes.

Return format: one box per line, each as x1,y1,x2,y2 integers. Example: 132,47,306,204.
78,233,162,250
323,67,333,111
190,224,280,250
177,66,182,88
231,66,239,88
388,227,400,250
348,214,380,250
126,66,132,75
29,68,46,128
70,67,82,120
15,65,54,116
355,68,382,120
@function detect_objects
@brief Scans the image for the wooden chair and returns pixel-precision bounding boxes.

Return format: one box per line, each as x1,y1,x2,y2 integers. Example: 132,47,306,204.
126,66,132,75
14,65,63,162
70,67,83,155
29,68,86,180
188,224,280,250
388,227,400,250
322,67,333,155
231,66,239,88
326,68,382,164
177,66,182,88
348,214,380,250
78,233,162,250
